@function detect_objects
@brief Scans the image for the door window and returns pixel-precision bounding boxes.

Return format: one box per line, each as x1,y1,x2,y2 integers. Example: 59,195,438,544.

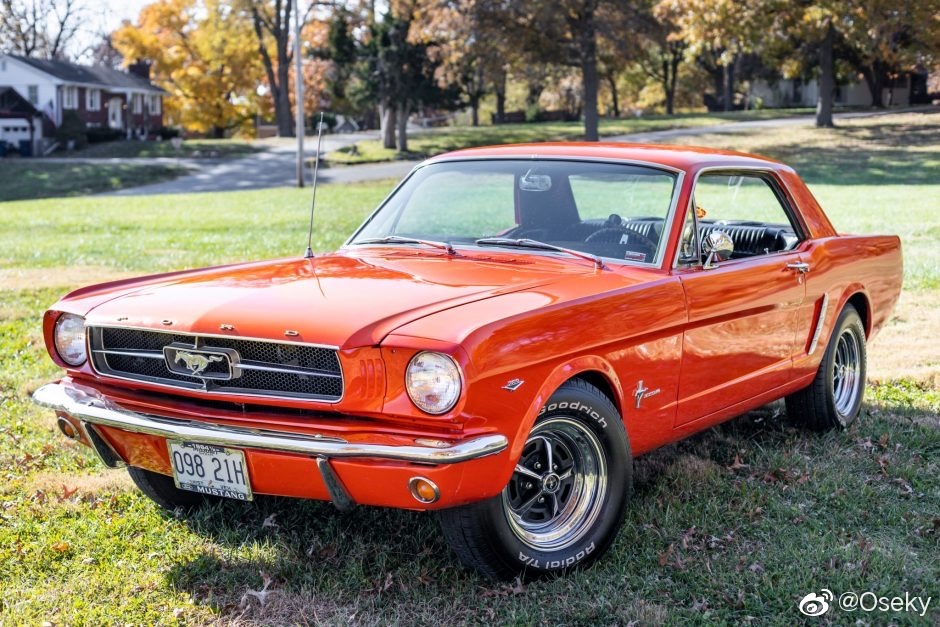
689,173,801,261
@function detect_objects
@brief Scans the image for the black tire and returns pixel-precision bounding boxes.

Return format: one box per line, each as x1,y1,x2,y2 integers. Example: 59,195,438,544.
786,304,867,430
127,466,222,511
437,378,632,580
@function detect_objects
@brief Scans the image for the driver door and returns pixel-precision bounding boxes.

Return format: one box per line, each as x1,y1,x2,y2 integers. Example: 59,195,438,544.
674,172,808,426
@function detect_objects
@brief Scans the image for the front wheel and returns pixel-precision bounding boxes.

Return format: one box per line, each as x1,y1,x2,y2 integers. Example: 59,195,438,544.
437,379,632,580
786,304,867,430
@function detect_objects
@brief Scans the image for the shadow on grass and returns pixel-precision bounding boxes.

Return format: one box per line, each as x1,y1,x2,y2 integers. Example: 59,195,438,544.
745,121,940,186
160,395,938,623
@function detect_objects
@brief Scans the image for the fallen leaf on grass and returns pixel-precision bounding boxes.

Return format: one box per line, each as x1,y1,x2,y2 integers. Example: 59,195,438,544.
51,541,70,553
261,513,279,530
481,576,525,597
58,485,78,501
239,571,274,611
727,455,749,471
658,543,675,567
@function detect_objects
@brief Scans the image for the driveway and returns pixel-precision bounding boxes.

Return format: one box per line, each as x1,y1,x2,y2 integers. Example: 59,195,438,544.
105,131,412,196
99,109,914,196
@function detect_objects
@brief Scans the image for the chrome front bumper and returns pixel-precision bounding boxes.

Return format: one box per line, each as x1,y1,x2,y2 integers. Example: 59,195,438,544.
32,381,509,465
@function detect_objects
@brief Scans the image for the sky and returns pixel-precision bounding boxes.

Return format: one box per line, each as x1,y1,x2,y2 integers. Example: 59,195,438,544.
72,0,152,60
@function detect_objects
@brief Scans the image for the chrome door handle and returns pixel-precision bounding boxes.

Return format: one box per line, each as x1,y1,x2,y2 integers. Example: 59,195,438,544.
786,262,810,274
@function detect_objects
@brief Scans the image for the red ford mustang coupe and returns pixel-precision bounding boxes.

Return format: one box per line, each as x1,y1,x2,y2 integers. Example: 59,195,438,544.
34,144,902,579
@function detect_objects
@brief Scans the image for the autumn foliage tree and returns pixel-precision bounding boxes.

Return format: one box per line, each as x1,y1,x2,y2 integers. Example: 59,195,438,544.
113,0,263,136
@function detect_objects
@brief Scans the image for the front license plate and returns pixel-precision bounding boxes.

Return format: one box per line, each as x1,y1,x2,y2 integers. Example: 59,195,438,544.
168,441,253,501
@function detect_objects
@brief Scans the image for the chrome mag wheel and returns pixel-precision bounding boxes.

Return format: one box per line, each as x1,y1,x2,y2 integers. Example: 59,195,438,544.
502,416,607,551
832,326,862,421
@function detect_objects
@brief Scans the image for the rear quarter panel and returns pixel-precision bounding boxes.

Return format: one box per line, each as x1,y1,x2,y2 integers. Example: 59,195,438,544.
793,234,903,379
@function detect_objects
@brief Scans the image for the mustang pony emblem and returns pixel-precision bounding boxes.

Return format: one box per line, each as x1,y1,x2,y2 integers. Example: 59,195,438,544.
174,351,224,376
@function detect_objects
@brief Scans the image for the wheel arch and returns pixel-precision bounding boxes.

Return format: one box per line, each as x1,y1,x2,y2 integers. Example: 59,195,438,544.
837,287,871,338
507,356,625,464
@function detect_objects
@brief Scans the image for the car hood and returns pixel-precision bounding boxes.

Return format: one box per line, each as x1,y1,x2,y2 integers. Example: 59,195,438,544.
82,250,590,347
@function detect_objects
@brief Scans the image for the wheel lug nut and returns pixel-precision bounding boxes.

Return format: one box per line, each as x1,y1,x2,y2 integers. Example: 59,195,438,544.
538,497,545,503
525,482,533,489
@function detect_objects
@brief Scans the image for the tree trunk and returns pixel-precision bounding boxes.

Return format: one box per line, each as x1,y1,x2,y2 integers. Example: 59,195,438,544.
606,73,619,118
666,48,681,115
381,105,396,149
396,104,409,152
578,7,599,141
816,21,835,128
862,65,885,108
275,41,293,136
494,71,506,123
469,95,480,126
721,61,734,112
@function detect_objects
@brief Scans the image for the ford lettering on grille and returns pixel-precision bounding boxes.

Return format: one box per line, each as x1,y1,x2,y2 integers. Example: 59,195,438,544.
88,326,343,401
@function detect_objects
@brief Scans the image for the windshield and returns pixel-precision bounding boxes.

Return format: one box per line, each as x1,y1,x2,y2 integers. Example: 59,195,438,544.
348,159,679,265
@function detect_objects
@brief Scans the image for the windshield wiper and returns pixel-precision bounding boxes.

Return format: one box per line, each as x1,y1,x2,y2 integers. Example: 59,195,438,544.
475,237,606,270
355,235,457,255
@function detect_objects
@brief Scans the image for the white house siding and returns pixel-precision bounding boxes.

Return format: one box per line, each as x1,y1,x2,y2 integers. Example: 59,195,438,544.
0,56,59,122
752,77,912,109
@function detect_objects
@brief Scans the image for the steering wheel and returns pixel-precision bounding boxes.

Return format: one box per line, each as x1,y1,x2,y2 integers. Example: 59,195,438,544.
585,226,658,261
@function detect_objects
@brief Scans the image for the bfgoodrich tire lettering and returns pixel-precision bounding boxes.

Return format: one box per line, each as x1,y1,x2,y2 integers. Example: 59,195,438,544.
437,378,632,580
786,304,867,430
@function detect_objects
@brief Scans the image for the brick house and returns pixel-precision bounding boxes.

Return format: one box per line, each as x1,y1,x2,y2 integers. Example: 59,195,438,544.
0,54,165,144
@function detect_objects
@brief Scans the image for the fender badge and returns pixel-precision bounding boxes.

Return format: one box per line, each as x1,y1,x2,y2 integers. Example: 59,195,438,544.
502,378,524,392
220,323,235,331
633,380,661,409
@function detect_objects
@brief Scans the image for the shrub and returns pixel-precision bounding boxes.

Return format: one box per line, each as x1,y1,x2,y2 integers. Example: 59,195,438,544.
55,110,87,150
86,127,123,143
154,126,180,140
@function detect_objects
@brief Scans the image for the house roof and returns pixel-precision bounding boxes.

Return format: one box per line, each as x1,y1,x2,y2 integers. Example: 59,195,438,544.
6,55,165,93
0,86,43,117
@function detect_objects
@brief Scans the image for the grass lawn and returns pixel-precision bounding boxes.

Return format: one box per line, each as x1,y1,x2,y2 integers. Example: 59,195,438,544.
327,108,819,164
63,139,261,160
0,112,938,625
0,161,187,202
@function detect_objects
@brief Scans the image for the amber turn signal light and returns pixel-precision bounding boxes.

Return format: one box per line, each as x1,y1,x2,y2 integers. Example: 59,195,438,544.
408,477,440,504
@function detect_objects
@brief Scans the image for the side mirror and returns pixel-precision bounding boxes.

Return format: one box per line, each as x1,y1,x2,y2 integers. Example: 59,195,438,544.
702,230,734,269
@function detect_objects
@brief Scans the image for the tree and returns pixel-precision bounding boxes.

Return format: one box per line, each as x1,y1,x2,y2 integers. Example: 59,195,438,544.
242,0,320,137
658,0,771,111
113,0,263,136
0,0,83,59
838,0,940,108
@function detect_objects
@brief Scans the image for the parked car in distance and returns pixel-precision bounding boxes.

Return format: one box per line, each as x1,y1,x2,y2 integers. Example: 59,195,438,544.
33,143,902,579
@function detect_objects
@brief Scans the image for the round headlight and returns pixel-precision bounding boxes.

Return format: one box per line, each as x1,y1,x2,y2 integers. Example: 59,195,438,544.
405,351,461,415
54,313,87,366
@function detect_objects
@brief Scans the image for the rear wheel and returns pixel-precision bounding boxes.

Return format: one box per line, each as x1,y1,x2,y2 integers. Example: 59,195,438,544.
127,466,222,511
786,304,867,430
438,379,631,580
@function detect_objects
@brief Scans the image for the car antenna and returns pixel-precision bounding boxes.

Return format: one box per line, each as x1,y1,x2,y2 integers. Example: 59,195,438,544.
304,111,325,259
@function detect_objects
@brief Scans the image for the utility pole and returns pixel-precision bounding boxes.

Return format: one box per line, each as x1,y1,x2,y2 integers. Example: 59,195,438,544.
293,0,305,187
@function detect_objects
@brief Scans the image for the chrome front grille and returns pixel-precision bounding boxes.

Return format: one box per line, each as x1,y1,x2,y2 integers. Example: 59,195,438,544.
88,326,343,402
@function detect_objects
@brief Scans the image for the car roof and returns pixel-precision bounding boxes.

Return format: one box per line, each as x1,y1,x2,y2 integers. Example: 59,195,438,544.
429,142,791,173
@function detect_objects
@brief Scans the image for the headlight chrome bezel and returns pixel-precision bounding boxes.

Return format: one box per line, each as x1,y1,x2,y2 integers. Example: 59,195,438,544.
405,351,462,415
53,313,87,366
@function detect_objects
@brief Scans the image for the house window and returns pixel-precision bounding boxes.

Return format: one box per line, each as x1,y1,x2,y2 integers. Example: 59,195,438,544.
86,88,101,111
132,94,142,114
63,86,78,109
28,85,38,104
148,94,160,115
